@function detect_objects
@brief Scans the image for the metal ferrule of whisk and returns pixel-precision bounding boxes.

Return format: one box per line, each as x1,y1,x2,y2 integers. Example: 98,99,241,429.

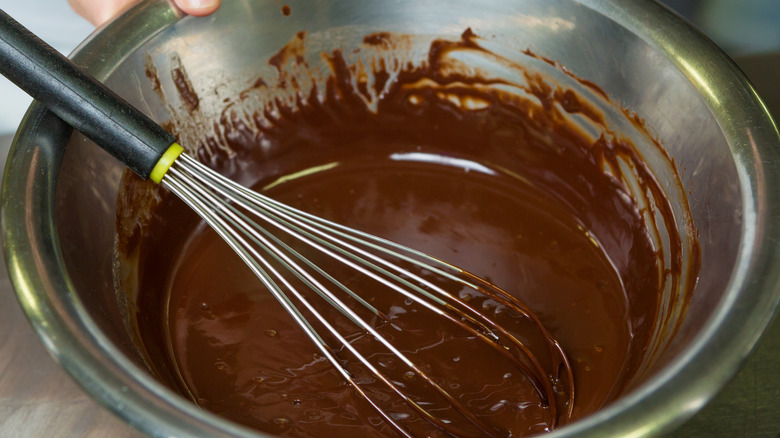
162,153,575,437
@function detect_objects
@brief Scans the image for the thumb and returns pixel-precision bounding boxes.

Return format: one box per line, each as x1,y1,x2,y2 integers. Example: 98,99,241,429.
68,0,137,26
174,0,221,16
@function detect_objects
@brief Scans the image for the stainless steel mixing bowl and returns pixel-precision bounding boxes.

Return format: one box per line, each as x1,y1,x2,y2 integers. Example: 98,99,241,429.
2,0,780,436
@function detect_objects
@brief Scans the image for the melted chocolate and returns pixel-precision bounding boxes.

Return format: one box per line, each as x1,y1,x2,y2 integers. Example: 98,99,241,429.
119,30,697,437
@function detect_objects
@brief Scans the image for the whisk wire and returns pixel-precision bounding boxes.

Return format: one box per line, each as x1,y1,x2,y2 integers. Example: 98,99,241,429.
173,158,558,368
174,157,543,359
162,154,573,435
178,156,563,410
180,158,477,294
165,170,422,437
165,162,504,436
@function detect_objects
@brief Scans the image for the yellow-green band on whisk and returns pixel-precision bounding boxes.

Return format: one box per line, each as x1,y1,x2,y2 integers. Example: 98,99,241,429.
150,143,184,184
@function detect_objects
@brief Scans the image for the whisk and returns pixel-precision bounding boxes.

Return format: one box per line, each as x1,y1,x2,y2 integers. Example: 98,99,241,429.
0,10,573,436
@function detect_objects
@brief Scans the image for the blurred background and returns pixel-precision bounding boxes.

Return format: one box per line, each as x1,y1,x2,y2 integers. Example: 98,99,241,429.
0,1,93,133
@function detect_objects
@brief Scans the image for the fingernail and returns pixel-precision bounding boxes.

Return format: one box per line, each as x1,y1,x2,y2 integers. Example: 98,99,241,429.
179,0,219,12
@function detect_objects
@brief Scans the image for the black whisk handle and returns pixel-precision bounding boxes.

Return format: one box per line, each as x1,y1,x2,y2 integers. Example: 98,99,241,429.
0,8,175,179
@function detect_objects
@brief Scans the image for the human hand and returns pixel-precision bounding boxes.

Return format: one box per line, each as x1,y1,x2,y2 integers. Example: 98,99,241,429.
68,0,220,26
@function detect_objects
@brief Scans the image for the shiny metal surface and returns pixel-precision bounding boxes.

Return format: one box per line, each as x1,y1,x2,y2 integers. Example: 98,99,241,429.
2,1,779,437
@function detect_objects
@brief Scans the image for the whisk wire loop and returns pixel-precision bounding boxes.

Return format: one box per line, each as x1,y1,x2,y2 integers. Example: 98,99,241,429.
161,154,573,436
165,160,498,436
164,170,420,437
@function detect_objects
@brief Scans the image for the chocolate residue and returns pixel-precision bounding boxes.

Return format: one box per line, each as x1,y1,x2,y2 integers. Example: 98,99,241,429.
268,31,307,72
118,29,699,437
170,55,199,113
143,55,162,99
363,32,393,46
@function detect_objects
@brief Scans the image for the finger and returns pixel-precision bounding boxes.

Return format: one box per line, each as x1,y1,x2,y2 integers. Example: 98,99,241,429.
174,0,221,16
67,0,138,26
